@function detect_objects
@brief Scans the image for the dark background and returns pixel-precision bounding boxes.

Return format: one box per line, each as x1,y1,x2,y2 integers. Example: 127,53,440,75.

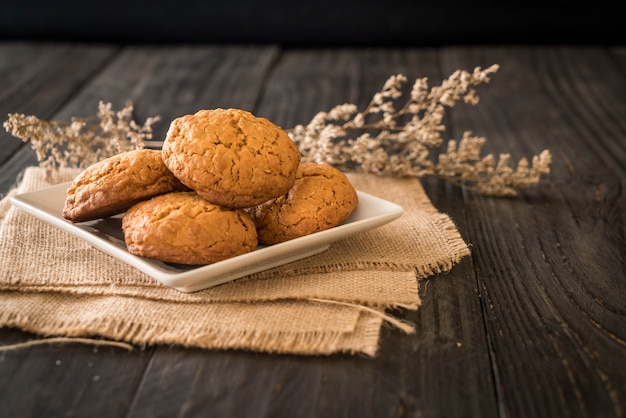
0,0,623,46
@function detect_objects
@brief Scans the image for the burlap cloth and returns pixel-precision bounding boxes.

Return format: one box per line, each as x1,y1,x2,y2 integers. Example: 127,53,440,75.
0,167,470,357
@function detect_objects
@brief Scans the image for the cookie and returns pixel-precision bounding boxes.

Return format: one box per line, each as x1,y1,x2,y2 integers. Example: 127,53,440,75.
62,149,188,222
161,108,301,208
122,191,258,265
246,162,358,245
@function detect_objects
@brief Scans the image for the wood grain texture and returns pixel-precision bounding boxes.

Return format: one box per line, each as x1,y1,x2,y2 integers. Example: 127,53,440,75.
440,46,626,418
0,328,153,418
0,43,624,418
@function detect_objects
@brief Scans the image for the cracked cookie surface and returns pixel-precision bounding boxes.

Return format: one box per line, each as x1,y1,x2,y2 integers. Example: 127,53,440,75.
62,149,188,222
246,162,358,245
161,108,301,208
122,191,258,265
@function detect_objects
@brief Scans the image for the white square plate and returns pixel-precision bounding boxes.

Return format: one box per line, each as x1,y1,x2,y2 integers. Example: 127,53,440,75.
11,182,403,292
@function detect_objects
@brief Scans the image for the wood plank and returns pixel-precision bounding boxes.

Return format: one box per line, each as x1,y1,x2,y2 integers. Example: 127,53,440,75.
0,328,154,417
48,45,279,138
0,42,117,128
439,46,626,418
0,42,118,196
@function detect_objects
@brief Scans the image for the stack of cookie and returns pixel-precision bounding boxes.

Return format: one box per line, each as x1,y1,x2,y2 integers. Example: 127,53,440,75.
62,108,358,265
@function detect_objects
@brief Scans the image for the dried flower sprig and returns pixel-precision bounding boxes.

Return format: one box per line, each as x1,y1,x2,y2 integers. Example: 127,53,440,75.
3,101,160,174
288,64,552,196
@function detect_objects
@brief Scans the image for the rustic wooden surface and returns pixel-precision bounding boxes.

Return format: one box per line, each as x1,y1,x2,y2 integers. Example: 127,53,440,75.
0,43,624,418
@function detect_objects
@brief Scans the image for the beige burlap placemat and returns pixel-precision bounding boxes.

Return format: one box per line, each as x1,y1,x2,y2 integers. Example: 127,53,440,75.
0,167,469,356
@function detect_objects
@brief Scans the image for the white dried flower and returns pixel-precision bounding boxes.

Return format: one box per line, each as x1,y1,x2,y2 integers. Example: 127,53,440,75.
288,64,552,196
3,101,160,177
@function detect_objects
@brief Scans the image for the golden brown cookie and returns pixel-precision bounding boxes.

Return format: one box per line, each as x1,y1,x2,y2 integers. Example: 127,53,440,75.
62,149,188,222
122,191,258,265
246,162,358,245
161,108,301,208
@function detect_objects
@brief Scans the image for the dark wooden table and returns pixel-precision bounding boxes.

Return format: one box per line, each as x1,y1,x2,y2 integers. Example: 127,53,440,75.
1,43,624,418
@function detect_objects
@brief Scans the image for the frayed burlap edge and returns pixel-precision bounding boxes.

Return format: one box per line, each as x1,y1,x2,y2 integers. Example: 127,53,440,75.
0,292,388,357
